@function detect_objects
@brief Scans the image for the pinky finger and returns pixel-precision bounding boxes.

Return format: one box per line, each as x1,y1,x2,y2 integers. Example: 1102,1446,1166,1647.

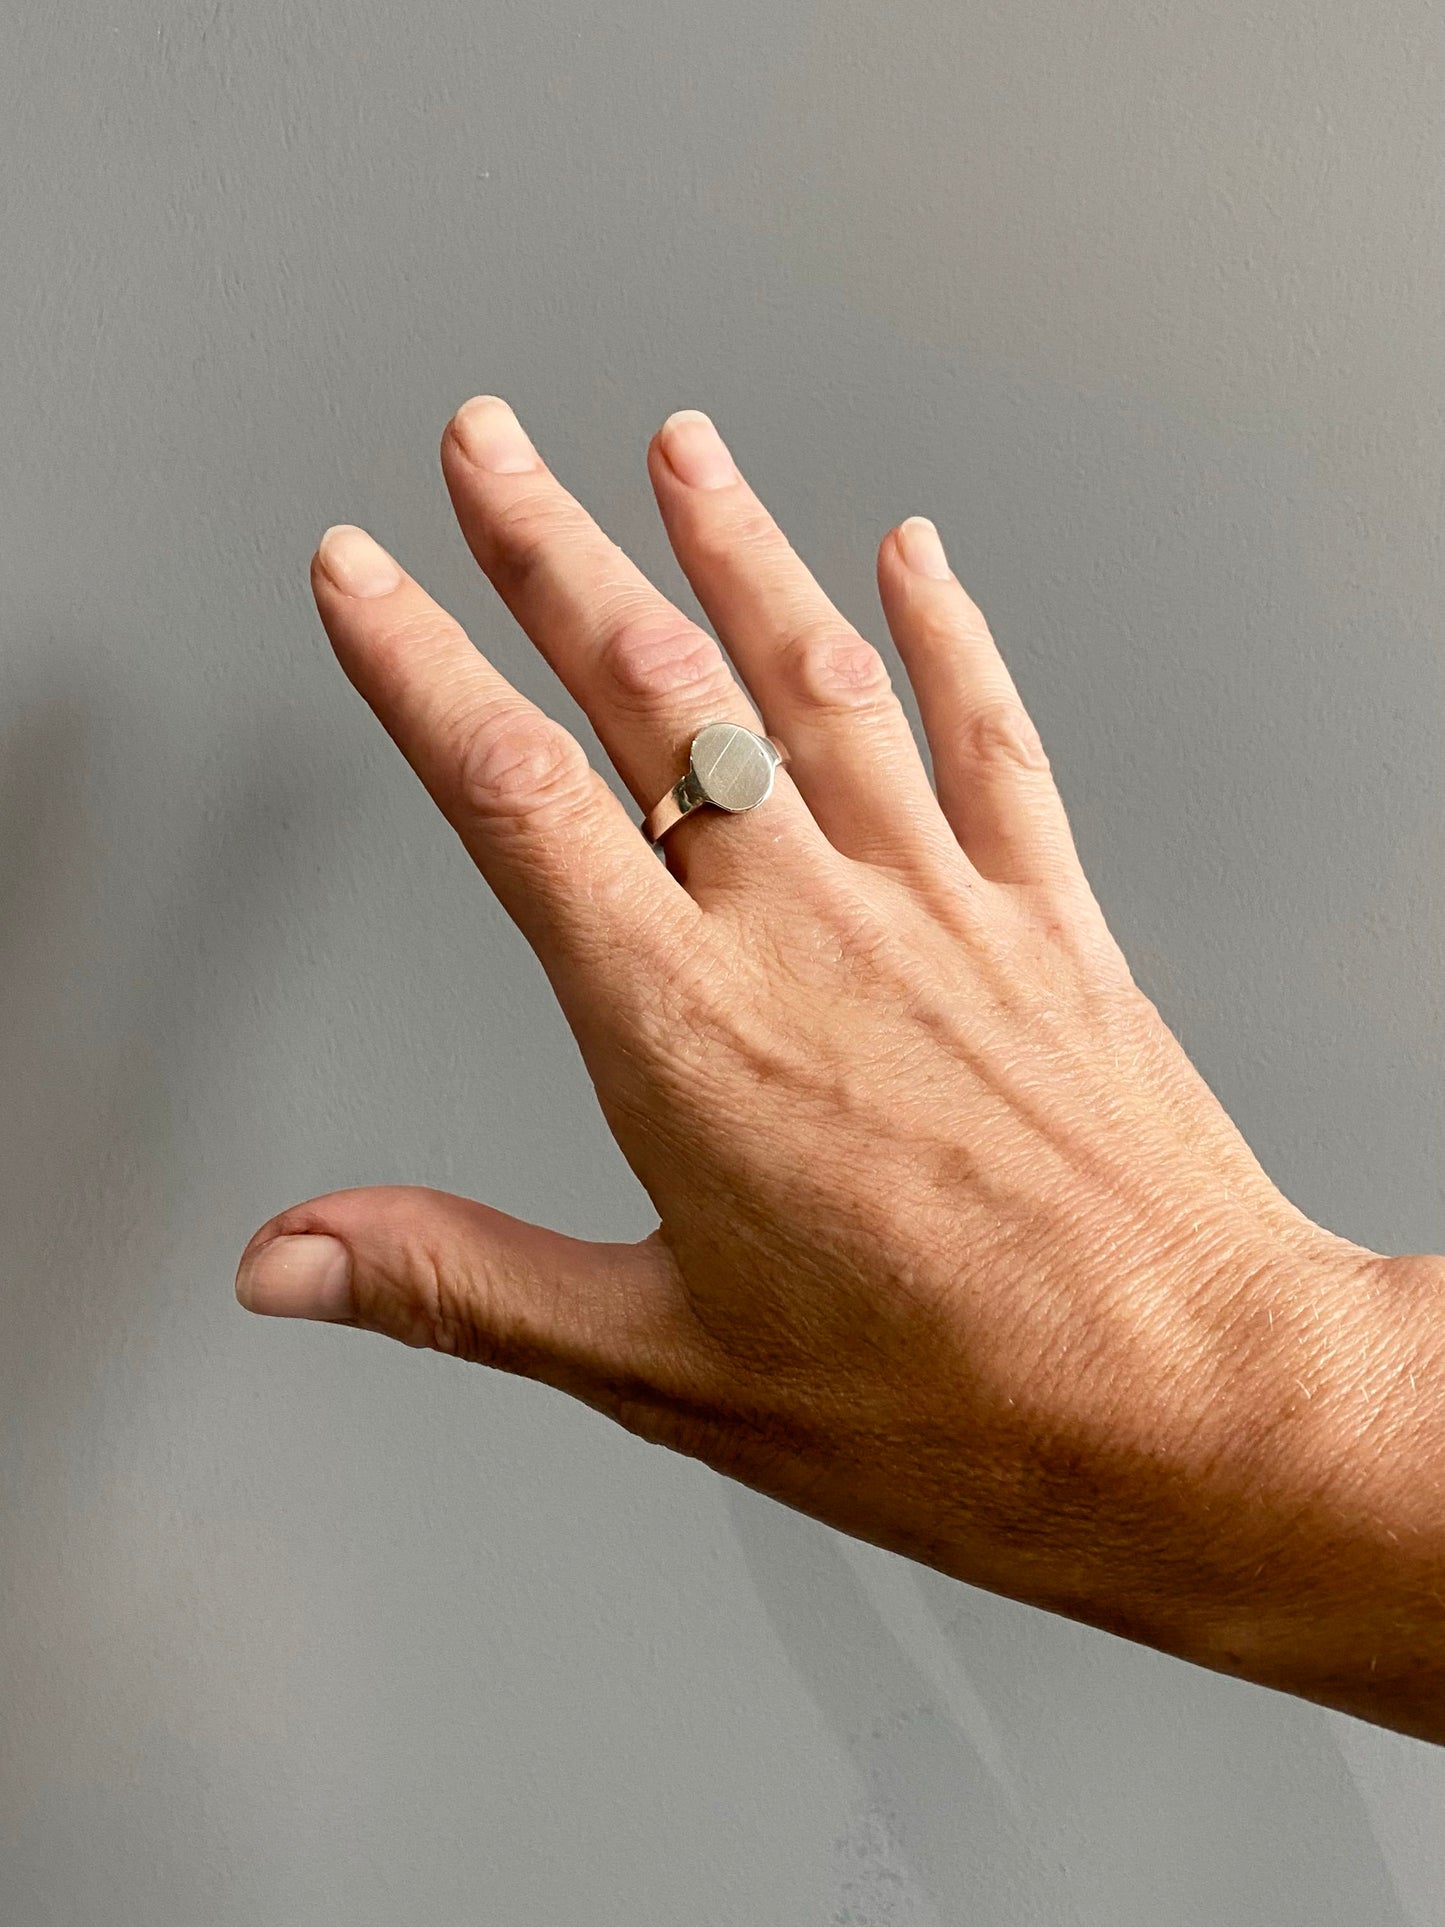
878,518,1083,892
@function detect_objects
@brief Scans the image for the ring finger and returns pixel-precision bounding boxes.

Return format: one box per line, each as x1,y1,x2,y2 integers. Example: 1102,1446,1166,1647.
647,410,955,875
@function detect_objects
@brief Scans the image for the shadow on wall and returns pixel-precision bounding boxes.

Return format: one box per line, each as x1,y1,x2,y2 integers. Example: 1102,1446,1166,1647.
0,670,322,1513
0,671,366,1918
728,1486,1410,1927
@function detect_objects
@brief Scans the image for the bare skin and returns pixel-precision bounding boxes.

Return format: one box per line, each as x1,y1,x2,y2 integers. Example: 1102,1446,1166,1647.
236,398,1445,1743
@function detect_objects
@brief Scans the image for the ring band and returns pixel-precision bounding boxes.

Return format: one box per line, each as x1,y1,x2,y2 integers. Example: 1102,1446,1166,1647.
643,721,789,844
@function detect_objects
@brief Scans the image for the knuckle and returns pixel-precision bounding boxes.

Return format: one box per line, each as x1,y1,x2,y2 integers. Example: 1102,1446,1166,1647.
482,488,574,584
368,609,465,685
453,706,591,821
780,621,892,710
960,698,1051,774
413,1241,465,1354
423,1252,514,1369
599,606,732,708
691,500,778,565
431,1276,501,1368
916,596,995,653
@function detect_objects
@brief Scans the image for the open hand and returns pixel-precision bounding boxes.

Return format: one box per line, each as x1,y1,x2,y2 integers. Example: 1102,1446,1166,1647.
238,399,1433,1735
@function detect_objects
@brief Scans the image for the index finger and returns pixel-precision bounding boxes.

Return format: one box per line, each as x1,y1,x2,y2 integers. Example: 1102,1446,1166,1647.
311,523,696,1008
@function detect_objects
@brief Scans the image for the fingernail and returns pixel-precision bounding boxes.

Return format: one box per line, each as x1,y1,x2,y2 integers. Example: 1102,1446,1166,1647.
897,516,952,581
659,410,738,490
449,395,541,474
236,1234,354,1322
316,525,403,598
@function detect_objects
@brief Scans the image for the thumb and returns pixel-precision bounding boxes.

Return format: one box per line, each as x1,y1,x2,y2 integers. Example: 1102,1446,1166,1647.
235,1184,679,1401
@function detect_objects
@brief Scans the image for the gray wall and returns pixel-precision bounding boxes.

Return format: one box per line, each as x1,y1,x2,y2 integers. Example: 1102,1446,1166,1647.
2,2,1442,1921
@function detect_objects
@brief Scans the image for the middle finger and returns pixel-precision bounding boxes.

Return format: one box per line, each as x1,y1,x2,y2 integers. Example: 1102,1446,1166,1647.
440,396,820,891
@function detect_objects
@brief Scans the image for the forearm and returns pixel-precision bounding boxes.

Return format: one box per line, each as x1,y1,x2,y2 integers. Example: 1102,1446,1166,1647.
987,1238,1445,1742
1193,1244,1445,1740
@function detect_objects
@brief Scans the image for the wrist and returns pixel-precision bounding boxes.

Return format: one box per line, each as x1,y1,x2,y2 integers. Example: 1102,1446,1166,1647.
1168,1239,1445,1737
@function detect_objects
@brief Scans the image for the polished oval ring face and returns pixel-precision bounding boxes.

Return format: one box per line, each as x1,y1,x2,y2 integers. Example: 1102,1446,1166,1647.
689,722,778,813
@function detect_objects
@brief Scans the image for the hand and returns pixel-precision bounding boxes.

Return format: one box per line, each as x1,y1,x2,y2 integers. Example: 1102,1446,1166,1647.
237,399,1440,1738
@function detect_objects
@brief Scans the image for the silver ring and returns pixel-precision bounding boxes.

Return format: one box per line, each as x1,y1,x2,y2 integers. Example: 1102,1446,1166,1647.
642,721,788,844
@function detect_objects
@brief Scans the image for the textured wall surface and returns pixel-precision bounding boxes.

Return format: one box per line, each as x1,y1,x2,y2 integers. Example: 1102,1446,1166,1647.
2,3,1442,1921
